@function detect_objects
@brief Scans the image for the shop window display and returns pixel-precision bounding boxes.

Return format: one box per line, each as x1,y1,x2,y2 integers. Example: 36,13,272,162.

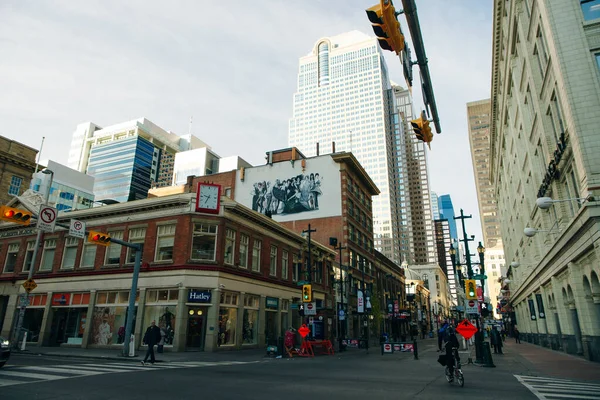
144,289,178,346
242,309,258,344
90,290,137,345
218,307,237,346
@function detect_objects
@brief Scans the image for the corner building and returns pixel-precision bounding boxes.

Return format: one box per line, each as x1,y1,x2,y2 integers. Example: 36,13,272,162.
0,193,335,352
490,0,600,361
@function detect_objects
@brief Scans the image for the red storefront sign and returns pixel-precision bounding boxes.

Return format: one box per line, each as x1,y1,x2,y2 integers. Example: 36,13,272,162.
51,293,71,306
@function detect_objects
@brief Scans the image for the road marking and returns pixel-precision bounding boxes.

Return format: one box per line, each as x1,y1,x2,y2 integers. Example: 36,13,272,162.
0,370,66,380
0,378,28,387
515,375,600,400
20,366,103,376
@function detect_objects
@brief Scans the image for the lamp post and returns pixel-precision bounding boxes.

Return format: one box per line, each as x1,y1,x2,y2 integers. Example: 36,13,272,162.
302,224,316,282
477,242,486,300
330,238,346,352
13,169,54,349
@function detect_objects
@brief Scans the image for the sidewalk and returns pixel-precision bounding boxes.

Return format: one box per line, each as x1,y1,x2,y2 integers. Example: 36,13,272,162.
492,338,600,381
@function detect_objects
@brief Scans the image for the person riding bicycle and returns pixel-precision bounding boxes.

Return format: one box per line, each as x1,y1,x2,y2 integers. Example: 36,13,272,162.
444,327,461,381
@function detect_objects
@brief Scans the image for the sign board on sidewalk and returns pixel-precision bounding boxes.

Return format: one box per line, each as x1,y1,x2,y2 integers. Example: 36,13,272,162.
37,205,58,233
465,299,478,315
22,278,37,293
69,219,86,239
305,302,317,316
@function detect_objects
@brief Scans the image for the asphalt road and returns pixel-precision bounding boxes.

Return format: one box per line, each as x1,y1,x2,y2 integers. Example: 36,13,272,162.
0,345,544,400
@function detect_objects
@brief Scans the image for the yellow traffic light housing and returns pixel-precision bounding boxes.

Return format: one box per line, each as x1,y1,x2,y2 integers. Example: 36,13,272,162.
0,205,32,226
410,111,433,149
366,0,405,54
302,284,312,303
465,279,477,300
88,230,111,247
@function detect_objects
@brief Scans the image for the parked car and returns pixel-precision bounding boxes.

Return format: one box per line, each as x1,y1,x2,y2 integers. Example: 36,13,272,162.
0,336,10,368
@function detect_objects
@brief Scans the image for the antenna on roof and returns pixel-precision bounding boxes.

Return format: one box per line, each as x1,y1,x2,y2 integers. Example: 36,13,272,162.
34,136,45,174
188,116,193,150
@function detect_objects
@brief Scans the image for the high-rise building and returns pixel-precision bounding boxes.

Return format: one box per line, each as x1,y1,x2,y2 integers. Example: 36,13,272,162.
434,219,457,305
390,85,436,265
68,118,204,203
30,160,95,211
288,31,400,264
467,99,505,310
490,0,600,360
431,192,440,220
438,194,458,241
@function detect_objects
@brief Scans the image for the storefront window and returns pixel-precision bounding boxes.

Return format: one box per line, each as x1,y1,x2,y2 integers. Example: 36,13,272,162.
22,308,44,342
144,289,178,346
91,290,137,345
218,307,237,346
243,294,259,344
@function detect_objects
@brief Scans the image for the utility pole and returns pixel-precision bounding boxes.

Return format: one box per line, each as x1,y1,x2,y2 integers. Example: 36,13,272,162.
454,209,475,279
331,238,346,352
302,224,317,282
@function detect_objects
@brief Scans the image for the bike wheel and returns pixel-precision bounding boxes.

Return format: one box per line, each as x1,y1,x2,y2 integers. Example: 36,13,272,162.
456,371,464,387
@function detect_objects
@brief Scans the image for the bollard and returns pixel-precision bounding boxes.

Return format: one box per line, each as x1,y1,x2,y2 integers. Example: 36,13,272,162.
481,342,496,367
413,339,418,360
128,334,135,357
20,331,27,351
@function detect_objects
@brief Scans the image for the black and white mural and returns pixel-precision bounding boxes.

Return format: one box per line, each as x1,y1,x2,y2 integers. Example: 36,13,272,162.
236,156,342,222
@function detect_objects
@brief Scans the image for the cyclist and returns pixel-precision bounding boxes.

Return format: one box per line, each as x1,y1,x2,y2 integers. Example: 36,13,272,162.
444,327,461,381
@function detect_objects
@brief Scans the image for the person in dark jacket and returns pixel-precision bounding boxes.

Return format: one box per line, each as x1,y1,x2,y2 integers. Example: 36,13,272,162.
141,320,162,365
444,327,460,381
514,327,521,344
490,326,503,354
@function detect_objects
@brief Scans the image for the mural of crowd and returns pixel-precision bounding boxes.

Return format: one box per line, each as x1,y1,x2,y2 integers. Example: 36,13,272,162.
251,173,323,216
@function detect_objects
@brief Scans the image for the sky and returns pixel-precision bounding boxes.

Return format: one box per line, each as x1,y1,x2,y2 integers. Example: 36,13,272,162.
0,0,493,246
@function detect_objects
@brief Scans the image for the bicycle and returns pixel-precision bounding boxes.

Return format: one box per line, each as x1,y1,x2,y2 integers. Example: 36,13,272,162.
444,347,464,387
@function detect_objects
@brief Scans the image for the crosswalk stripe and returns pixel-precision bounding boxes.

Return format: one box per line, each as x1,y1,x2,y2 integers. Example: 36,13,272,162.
67,365,134,373
542,395,600,400
0,378,28,387
20,366,103,376
515,375,600,400
102,363,150,370
0,370,66,380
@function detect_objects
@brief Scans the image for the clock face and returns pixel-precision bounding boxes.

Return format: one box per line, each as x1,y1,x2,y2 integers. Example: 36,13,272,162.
198,184,220,211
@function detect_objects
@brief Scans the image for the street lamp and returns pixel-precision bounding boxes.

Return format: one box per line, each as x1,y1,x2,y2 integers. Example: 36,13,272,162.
330,237,346,352
13,169,53,348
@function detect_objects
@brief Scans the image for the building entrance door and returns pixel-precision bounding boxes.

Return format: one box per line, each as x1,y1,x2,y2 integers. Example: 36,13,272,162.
186,309,205,350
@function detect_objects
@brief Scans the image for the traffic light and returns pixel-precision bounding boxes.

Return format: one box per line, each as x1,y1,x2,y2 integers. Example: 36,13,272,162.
302,284,312,303
465,280,477,300
88,230,111,247
365,0,405,54
0,205,32,225
410,110,433,149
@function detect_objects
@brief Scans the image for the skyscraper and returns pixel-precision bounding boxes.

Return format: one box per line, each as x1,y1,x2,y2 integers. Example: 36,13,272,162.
438,194,458,241
68,118,203,203
467,99,504,306
431,192,440,220
289,31,400,263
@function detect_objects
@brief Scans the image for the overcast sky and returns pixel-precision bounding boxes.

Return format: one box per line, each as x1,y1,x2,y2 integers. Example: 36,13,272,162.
0,0,492,246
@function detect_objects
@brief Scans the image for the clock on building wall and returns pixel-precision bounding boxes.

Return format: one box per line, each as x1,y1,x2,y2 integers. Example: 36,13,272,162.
195,183,222,214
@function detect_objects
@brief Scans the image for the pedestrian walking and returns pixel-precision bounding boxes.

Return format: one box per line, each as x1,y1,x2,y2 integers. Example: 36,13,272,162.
514,327,521,344
490,326,503,354
141,320,162,365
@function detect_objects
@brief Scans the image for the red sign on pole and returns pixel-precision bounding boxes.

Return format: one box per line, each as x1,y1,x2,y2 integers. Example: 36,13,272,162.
298,324,310,338
455,319,478,340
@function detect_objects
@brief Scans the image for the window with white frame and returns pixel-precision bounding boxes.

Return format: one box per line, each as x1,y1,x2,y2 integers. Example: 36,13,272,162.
191,223,217,261
8,175,23,196
251,239,261,272
224,229,235,265
281,250,289,280
155,224,176,262
105,231,123,265
61,237,78,270
239,234,249,268
3,243,19,273
23,241,35,272
40,239,56,271
269,246,277,276
127,227,146,263
80,243,97,269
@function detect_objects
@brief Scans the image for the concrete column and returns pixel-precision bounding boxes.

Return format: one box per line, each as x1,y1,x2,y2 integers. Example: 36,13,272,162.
1,294,18,338
258,295,266,347
82,290,97,348
39,291,53,346
204,288,219,352
173,287,187,352
134,289,146,348
236,292,245,349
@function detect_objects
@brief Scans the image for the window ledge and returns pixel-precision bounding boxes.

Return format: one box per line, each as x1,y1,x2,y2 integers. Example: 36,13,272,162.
151,260,173,265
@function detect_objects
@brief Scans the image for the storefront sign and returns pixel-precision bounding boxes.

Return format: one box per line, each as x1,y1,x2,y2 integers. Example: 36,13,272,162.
52,293,71,306
188,289,211,303
528,299,537,320
266,297,279,310
535,294,546,319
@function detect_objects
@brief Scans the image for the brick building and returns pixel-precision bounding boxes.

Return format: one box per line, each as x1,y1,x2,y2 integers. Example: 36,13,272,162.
0,135,38,205
0,192,335,352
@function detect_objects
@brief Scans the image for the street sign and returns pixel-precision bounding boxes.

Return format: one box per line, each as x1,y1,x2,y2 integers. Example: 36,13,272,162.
22,278,37,293
456,319,478,340
473,274,487,280
338,309,345,321
465,299,478,315
383,343,392,353
37,205,57,233
305,302,317,316
69,219,86,239
298,324,310,338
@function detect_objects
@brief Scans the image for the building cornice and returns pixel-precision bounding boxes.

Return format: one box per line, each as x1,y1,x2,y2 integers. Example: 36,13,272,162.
331,152,380,195
490,0,504,182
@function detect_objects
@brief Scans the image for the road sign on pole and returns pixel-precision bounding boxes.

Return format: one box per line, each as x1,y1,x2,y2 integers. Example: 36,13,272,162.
69,219,86,239
37,205,57,233
22,278,37,293
305,302,317,316
456,319,478,340
465,299,478,315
